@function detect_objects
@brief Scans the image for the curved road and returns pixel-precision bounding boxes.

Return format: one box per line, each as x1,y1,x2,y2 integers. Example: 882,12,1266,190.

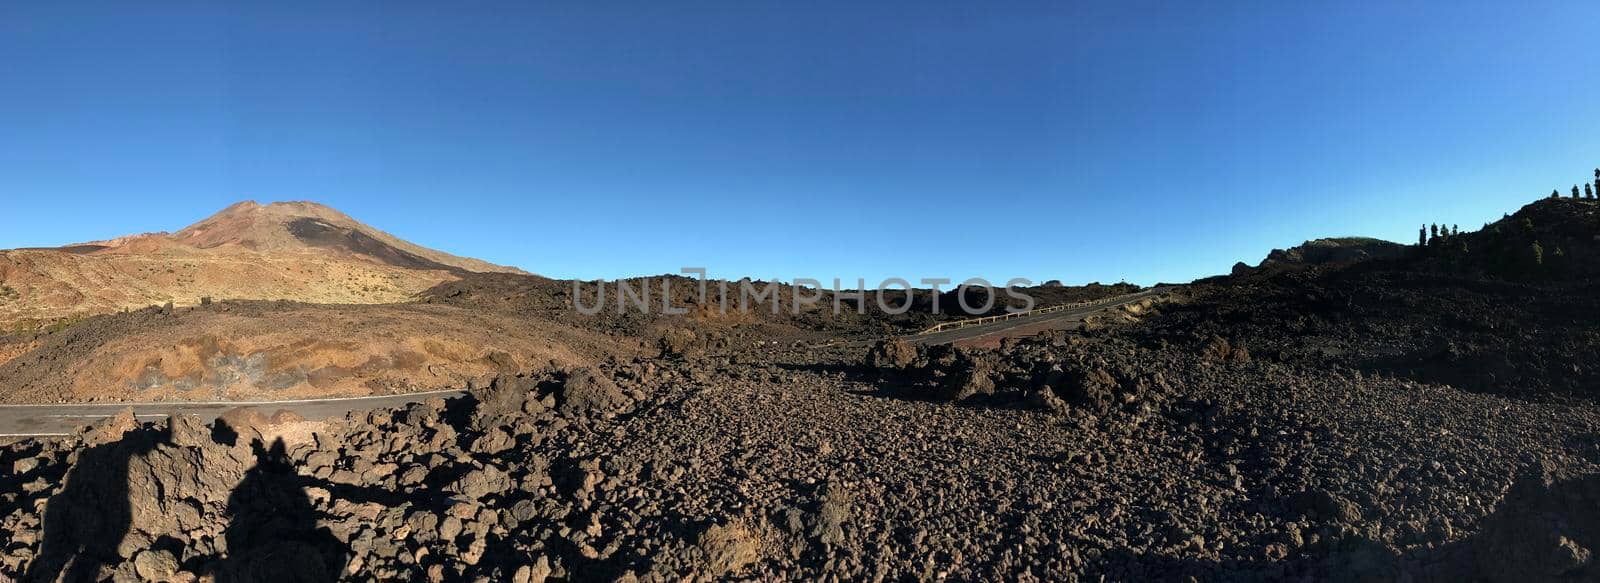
911,287,1167,347
0,288,1171,437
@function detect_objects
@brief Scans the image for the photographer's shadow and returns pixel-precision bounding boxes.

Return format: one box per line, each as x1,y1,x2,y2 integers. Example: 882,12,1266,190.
214,438,347,583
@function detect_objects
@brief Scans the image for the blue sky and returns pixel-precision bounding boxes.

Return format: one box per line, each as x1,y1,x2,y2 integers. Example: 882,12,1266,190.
2,2,1597,285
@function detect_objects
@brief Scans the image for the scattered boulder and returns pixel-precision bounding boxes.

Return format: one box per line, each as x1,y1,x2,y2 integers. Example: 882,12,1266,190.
555,367,629,419
939,350,996,401
474,373,540,419
166,414,210,448
865,339,917,371
659,327,703,358
1291,489,1364,524
1056,366,1119,412
1027,385,1070,414
696,521,761,577
83,407,139,446
451,464,513,500
472,427,516,455
1200,335,1250,364
132,548,178,582
810,482,852,547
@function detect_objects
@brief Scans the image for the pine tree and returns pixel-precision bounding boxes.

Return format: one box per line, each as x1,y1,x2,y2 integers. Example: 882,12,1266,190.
1452,224,1459,236
1553,189,1561,199
1574,185,1581,199
1587,183,1594,199
1430,223,1439,243
1532,241,1545,266
1418,226,1427,247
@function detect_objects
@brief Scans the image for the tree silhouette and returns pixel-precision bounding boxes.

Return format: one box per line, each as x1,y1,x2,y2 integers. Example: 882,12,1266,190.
1587,183,1594,199
1452,224,1459,237
1418,225,1427,247
1553,189,1561,199
1574,185,1581,199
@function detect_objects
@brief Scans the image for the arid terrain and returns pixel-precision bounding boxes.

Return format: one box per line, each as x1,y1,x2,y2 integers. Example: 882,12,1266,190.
0,202,1136,403
0,201,523,329
3,193,1600,581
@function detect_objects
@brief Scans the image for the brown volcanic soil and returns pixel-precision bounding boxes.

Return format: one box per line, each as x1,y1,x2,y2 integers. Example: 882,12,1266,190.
0,200,524,329
0,301,633,403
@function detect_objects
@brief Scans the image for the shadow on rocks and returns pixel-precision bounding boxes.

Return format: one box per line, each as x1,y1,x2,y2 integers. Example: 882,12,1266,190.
25,428,158,583
214,438,348,583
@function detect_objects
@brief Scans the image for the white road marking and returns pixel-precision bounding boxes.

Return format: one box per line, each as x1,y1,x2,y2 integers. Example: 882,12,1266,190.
44,414,172,419
0,388,467,408
0,389,472,438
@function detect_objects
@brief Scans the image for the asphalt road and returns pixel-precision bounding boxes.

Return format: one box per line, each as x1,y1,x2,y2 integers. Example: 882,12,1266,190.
0,389,468,438
0,288,1169,437
911,287,1167,346
814,287,1169,349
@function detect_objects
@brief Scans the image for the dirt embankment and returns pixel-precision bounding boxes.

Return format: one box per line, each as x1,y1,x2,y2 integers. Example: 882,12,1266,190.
0,300,634,403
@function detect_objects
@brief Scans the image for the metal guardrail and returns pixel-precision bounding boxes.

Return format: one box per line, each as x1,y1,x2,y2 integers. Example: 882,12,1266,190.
914,289,1155,336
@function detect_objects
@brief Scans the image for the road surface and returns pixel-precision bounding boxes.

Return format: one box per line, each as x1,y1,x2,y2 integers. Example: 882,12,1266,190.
0,288,1170,437
912,287,1166,347
814,287,1168,349
0,389,468,438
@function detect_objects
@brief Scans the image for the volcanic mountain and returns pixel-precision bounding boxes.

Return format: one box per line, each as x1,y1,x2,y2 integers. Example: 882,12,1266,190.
0,201,526,328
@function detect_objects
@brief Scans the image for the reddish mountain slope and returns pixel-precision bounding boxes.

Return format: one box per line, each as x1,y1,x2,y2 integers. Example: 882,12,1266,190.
0,201,525,329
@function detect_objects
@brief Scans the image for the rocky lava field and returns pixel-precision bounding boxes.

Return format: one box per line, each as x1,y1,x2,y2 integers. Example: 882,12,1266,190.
3,198,1600,581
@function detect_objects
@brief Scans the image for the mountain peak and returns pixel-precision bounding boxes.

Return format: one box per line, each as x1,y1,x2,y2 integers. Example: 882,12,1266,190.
0,199,526,326
167,200,525,274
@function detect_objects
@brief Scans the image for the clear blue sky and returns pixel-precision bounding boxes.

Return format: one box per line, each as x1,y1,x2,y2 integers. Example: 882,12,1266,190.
3,2,1597,285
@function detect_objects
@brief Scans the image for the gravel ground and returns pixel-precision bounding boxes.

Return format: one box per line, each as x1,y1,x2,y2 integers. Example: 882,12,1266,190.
3,328,1597,581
